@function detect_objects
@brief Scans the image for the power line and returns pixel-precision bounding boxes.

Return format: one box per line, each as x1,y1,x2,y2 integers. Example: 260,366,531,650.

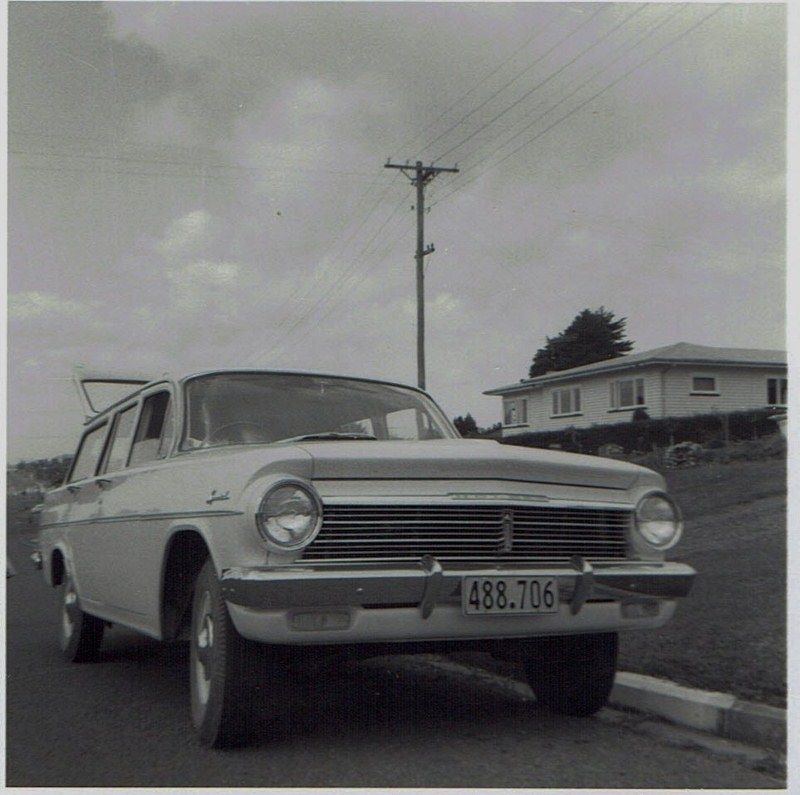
434,5,726,206
392,6,564,159
433,4,647,163
433,3,684,192
244,189,415,366
424,4,612,161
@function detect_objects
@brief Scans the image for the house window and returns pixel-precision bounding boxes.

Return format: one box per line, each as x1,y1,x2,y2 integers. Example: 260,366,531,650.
767,378,788,406
691,376,718,394
552,387,581,417
610,377,645,409
504,399,527,425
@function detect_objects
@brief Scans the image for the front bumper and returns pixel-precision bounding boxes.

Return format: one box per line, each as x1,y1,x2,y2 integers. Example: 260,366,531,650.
220,557,695,645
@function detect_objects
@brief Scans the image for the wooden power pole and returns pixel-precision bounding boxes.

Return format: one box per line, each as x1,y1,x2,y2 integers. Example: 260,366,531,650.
385,160,459,390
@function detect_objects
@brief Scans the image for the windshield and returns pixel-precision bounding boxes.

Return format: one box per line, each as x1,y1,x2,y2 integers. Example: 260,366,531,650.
181,372,458,449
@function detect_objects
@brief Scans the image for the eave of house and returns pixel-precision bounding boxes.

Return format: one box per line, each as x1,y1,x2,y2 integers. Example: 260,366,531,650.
484,344,787,397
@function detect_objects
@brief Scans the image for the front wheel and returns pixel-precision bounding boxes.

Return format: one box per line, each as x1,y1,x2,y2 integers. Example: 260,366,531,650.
190,559,255,747
524,632,618,717
59,573,104,662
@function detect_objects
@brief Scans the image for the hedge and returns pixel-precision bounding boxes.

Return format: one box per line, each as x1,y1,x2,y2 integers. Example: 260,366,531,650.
498,408,784,455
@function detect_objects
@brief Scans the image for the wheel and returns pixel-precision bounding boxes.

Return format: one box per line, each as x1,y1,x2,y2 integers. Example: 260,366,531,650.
524,632,618,717
59,573,104,662
190,559,256,747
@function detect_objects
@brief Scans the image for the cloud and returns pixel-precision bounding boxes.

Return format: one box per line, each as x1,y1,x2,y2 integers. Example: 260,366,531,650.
166,259,242,315
8,291,98,321
157,210,214,261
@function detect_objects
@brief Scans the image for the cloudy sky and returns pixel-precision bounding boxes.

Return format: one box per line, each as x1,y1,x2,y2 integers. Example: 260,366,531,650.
7,1,786,462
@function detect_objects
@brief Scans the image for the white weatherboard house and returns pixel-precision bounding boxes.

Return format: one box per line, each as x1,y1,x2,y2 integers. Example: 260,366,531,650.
485,343,788,438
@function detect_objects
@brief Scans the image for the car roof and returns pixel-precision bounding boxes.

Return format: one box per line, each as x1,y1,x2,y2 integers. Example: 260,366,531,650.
75,367,426,423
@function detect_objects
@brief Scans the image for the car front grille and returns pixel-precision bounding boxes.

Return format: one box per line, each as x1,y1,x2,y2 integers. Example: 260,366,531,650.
299,504,631,565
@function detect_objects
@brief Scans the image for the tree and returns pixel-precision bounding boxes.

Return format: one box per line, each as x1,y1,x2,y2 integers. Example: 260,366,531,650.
453,413,478,436
529,307,633,378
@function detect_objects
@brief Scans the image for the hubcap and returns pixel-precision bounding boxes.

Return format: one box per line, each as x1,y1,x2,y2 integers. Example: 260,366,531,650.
61,584,78,646
193,591,214,706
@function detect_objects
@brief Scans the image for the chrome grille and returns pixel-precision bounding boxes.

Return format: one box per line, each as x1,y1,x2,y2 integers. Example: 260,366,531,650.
300,504,630,564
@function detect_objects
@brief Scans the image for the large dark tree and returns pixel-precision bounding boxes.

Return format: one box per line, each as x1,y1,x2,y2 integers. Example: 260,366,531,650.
528,307,633,378
453,413,478,436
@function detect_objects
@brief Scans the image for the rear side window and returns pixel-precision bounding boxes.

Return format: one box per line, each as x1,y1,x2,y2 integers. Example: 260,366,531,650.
103,405,139,473
130,391,173,466
68,422,109,482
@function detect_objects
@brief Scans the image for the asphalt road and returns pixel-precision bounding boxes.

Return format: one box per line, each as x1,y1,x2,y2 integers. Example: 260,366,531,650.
5,556,784,789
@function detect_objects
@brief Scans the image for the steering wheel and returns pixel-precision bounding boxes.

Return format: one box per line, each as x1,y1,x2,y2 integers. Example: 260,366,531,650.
208,422,268,444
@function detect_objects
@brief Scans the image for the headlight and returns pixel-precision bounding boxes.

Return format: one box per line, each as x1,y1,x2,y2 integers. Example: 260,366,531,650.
256,483,322,550
635,492,683,550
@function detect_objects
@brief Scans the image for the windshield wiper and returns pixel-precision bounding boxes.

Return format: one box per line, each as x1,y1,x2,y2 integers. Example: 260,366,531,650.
274,432,378,444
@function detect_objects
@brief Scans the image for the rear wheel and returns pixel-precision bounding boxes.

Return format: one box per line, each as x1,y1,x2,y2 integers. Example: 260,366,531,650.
524,632,618,717
59,573,104,662
190,559,255,747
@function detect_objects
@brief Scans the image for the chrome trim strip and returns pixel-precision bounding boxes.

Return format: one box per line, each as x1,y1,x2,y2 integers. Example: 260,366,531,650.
38,508,243,530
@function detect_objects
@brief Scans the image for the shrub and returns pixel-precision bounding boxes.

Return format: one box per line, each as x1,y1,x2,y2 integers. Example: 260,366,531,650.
501,408,784,462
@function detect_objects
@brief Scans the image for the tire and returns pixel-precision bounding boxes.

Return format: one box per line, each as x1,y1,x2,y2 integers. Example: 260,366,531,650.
59,573,104,662
524,632,618,717
190,559,256,748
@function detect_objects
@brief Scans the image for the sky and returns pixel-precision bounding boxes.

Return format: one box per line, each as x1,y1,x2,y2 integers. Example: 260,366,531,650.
6,1,788,462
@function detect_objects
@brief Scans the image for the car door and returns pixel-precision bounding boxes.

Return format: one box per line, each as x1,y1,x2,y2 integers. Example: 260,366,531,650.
69,401,141,615
43,419,110,594
80,387,177,635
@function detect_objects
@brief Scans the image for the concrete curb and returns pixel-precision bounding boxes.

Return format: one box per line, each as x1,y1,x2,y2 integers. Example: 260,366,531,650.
611,671,786,752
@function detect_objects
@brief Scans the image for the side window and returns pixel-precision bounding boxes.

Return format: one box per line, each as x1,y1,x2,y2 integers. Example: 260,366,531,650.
68,422,109,482
103,405,139,473
130,391,173,467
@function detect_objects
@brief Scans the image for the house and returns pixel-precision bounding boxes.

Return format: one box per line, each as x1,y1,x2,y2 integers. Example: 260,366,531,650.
484,342,787,437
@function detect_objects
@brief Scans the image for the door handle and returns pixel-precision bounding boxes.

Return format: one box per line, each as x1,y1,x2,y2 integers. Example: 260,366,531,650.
96,478,113,488
67,484,81,494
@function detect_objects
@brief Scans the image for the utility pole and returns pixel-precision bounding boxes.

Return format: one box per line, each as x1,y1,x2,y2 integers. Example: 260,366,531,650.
385,160,459,390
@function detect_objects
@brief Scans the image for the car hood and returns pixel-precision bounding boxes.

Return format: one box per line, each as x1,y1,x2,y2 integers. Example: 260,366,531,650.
296,439,645,490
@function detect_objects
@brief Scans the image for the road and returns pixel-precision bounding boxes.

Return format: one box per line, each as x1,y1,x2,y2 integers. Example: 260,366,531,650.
5,554,784,789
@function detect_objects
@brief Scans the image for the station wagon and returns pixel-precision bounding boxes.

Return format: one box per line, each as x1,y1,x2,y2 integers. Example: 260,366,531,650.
36,369,695,746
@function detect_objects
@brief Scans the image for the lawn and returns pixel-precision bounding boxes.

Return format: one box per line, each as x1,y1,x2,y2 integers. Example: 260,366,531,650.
617,456,787,707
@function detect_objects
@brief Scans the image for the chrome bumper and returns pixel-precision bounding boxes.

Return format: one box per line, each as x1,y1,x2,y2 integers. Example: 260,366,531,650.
221,556,695,617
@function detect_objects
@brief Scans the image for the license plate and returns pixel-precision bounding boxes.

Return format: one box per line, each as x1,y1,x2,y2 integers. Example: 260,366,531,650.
463,576,559,615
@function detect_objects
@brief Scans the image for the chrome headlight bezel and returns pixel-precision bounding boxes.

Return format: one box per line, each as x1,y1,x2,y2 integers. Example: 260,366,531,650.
255,481,323,551
634,491,683,551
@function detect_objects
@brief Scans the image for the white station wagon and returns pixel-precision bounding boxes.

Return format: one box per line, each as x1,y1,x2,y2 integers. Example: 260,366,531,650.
37,369,694,747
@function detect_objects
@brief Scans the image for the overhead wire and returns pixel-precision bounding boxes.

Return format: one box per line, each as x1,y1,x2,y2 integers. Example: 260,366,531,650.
244,188,415,365
425,3,614,161
434,5,726,206
393,5,564,159
432,3,648,164
430,3,685,197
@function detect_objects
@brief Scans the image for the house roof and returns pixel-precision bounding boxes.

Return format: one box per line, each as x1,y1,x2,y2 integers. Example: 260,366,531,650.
484,342,787,396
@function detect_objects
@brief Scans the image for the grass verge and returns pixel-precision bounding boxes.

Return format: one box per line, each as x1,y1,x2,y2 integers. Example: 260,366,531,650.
618,457,786,708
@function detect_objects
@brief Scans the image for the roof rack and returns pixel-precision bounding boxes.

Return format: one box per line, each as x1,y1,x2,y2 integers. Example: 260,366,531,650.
72,366,153,421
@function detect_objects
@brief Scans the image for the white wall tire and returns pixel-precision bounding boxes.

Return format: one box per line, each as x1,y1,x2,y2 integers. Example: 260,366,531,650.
190,559,255,748
59,573,104,663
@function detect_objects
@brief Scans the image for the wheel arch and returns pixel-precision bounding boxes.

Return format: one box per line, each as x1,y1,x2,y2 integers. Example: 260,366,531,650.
160,527,212,641
48,545,68,587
